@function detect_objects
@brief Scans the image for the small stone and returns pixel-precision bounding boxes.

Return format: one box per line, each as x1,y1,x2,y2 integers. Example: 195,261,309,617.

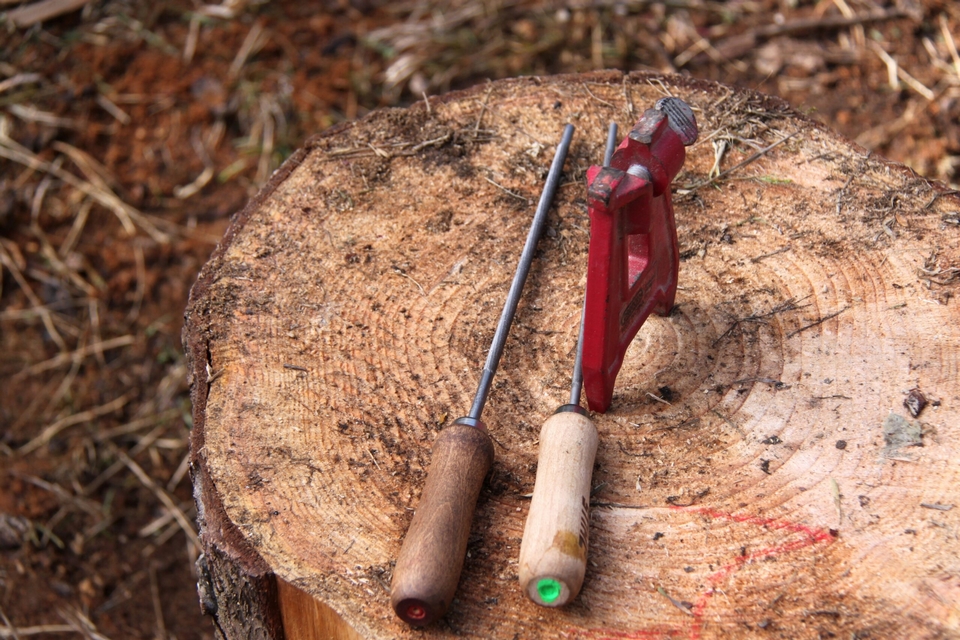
903,388,927,418
883,414,922,447
0,514,30,550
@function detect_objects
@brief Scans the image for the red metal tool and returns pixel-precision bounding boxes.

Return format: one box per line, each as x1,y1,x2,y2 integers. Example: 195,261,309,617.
581,98,698,413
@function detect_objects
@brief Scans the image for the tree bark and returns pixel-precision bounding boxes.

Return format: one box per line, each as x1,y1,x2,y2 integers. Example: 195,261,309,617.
184,71,960,639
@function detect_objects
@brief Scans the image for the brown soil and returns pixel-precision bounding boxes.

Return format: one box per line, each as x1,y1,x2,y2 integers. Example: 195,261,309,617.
0,1,957,638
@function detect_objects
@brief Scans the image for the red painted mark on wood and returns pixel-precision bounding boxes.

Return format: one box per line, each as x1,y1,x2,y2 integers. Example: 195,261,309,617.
574,506,836,640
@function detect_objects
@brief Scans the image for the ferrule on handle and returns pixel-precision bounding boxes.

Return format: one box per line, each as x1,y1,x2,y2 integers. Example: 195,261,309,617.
518,406,598,607
391,421,494,626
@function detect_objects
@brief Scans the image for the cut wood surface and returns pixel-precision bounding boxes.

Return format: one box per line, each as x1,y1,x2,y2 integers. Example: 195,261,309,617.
184,71,960,639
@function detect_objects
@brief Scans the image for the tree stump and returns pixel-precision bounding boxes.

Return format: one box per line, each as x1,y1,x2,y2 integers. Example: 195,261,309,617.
183,71,960,639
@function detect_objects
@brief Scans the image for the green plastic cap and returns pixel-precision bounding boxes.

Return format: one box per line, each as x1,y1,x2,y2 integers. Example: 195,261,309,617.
536,578,563,604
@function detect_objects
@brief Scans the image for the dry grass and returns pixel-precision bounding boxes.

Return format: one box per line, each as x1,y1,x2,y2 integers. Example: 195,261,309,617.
366,0,960,184
0,0,957,637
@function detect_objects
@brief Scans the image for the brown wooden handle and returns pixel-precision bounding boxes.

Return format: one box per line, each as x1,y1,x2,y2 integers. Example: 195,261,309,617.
390,421,494,626
518,408,598,607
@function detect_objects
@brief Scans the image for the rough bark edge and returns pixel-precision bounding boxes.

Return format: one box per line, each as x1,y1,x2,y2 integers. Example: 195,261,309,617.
182,144,318,640
180,69,959,639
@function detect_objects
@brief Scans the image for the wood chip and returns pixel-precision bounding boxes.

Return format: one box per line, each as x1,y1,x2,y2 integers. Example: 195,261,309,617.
6,0,90,28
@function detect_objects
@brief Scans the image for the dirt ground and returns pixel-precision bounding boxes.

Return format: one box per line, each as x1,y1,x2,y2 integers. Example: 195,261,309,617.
0,1,957,638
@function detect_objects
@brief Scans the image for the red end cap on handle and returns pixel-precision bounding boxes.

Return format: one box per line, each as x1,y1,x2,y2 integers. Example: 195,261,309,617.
389,422,494,627
394,598,434,627
581,98,697,413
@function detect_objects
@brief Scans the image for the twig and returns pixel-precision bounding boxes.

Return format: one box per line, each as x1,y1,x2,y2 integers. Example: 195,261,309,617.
129,243,146,322
409,132,453,153
28,179,98,297
326,129,483,159
183,13,201,63
591,501,649,509
647,77,674,100
918,264,960,286
923,189,960,210
95,95,131,125
665,488,711,506
646,392,672,405
622,75,635,118
0,73,43,94
733,377,789,388
750,245,791,263
0,603,21,640
367,143,390,159
0,134,167,242
787,306,849,338
14,334,134,379
483,176,530,203
115,450,201,551
95,568,149,614
683,131,800,190
256,95,278,184
166,451,192,492
870,42,935,101
6,106,64,130
140,509,178,538
59,198,92,258
474,84,493,133
582,82,616,109
617,440,651,457
656,586,694,616
8,471,102,517
391,266,425,296
229,21,266,80
148,563,167,640
366,448,382,471
19,392,135,454
713,296,808,346
0,624,77,638
82,425,169,496
836,155,869,215
715,9,911,58
941,14,960,80
173,166,214,199
711,409,744,437
0,241,67,352
145,518,187,552
57,607,112,640
5,0,91,27
93,408,179,442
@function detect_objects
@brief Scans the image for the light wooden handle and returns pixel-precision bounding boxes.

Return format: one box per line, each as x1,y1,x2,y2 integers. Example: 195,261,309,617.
390,421,494,626
518,408,598,607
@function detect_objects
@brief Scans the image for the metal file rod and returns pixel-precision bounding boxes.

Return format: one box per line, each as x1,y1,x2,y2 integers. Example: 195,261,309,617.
468,123,577,420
